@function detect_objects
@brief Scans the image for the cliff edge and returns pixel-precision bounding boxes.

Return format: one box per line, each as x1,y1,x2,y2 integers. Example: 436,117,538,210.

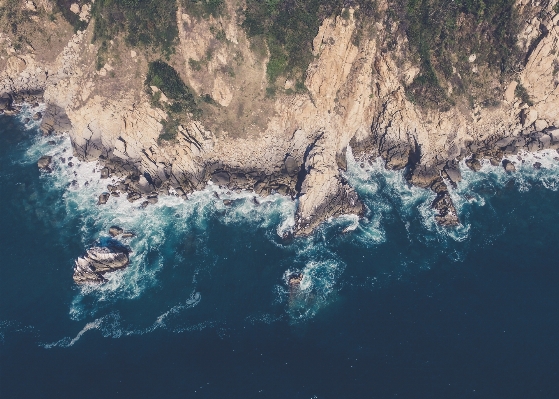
1,0,558,235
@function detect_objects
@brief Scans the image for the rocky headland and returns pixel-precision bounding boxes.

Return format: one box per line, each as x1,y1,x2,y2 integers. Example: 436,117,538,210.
1,0,558,235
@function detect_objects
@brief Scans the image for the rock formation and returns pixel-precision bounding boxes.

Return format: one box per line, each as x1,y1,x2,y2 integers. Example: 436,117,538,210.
73,246,130,284
2,0,559,235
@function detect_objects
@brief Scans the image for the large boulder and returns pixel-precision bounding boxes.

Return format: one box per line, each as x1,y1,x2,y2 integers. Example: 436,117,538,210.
502,159,516,172
0,93,12,111
98,192,110,205
109,226,123,237
37,155,52,171
73,246,130,284
465,157,482,172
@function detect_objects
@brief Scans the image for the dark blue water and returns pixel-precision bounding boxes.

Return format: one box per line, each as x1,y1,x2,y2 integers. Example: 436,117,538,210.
1,111,559,398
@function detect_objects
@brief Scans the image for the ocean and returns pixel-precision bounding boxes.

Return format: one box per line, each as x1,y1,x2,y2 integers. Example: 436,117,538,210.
1,107,559,398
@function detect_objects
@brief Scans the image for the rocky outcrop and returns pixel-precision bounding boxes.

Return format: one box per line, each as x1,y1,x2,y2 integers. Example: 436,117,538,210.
73,246,130,284
2,1,559,236
37,155,52,171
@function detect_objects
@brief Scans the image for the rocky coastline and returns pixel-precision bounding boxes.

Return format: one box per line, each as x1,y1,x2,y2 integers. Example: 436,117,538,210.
1,0,558,237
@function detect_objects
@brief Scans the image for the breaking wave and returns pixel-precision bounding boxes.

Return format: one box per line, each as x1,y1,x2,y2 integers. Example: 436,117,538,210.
10,116,559,344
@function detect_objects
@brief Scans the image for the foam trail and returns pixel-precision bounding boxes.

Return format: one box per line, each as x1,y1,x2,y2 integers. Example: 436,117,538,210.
43,317,104,348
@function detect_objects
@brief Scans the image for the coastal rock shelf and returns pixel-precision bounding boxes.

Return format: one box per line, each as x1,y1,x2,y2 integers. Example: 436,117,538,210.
73,246,130,285
1,0,558,236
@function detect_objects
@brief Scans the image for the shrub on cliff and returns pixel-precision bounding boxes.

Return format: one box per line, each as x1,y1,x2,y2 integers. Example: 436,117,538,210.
145,61,201,141
91,0,178,57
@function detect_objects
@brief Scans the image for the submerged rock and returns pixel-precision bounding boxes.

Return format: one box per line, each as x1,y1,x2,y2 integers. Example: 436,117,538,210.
73,246,130,284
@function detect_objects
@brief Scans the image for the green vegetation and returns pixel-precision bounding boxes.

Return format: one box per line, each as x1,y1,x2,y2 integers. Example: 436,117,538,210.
145,61,201,141
515,82,533,106
242,0,350,89
396,0,521,110
53,0,88,31
91,0,178,57
181,0,225,19
554,2,559,14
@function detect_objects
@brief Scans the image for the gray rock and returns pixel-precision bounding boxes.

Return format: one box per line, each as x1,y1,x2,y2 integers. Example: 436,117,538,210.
127,191,142,202
465,157,482,172
502,159,516,172
32,112,42,120
336,148,348,171
73,246,130,285
0,93,12,111
533,162,542,169
211,171,230,186
444,166,462,184
147,194,158,204
100,167,109,179
98,192,110,205
109,226,124,237
495,136,515,148
284,156,299,176
432,191,460,227
37,155,52,171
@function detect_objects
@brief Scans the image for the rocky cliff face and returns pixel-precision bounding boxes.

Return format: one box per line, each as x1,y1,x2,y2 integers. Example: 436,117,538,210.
1,0,558,235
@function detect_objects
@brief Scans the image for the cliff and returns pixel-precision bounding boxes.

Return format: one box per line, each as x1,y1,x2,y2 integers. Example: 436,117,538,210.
1,0,558,235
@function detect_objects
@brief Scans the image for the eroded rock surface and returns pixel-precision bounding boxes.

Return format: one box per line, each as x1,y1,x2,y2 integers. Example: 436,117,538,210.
2,1,559,235
73,246,130,284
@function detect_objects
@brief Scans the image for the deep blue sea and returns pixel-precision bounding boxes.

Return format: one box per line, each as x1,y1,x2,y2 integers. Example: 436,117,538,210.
1,107,559,398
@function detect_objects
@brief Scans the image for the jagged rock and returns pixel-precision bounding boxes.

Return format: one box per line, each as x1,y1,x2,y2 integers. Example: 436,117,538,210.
32,112,42,120
127,191,142,202
502,159,516,172
73,246,130,284
0,93,12,111
407,165,440,188
384,143,411,170
109,226,123,237
98,192,110,205
121,232,135,238
100,167,109,179
533,162,542,169
147,194,158,204
223,199,233,206
465,157,482,172
432,191,460,227
444,165,462,185
336,148,348,171
37,155,52,171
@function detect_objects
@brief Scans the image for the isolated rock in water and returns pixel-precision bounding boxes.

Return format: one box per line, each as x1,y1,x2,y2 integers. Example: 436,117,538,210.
533,162,542,169
100,167,109,179
73,257,107,284
73,246,130,284
109,225,123,237
432,192,460,227
502,159,516,172
37,155,52,171
98,192,110,205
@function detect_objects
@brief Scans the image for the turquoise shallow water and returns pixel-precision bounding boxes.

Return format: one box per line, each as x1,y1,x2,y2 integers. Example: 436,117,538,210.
1,110,559,398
